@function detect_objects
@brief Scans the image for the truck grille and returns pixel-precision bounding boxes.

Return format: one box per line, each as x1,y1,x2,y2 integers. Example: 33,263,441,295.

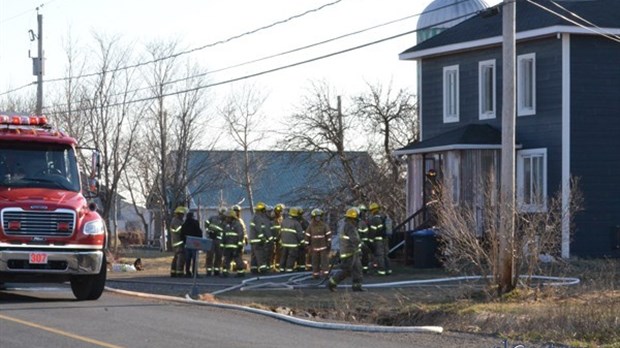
2,209,76,237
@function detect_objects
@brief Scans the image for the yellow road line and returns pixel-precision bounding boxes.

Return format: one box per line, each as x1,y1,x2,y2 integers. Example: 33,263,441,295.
0,313,124,348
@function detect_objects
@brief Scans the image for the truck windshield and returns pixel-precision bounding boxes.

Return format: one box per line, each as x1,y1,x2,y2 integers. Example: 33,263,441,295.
0,143,81,192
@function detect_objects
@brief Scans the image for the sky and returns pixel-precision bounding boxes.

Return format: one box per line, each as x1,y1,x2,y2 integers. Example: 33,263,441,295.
0,0,501,149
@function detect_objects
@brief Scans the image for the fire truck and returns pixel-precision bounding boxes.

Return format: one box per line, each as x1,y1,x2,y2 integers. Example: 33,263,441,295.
0,114,107,300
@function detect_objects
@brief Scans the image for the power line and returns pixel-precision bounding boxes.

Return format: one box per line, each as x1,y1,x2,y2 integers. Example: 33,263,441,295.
0,1,56,25
527,0,620,44
43,10,481,113
41,0,345,84
35,0,473,103
549,0,620,41
0,82,36,96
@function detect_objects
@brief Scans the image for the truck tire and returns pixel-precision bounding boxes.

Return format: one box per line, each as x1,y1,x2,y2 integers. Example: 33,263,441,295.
70,254,107,301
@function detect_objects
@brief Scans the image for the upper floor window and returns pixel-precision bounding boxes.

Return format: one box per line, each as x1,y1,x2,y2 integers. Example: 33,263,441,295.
517,148,547,212
443,65,459,123
479,59,496,120
517,53,536,116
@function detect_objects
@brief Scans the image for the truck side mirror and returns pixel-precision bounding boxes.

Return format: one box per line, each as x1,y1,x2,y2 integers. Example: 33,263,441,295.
88,150,101,195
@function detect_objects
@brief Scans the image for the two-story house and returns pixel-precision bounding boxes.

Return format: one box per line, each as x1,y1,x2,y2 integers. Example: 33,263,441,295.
395,0,620,258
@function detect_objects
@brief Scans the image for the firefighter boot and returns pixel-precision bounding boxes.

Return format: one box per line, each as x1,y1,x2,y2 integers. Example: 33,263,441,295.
352,283,366,292
327,278,337,292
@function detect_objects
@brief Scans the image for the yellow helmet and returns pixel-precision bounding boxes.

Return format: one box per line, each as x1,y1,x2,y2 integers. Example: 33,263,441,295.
289,207,300,217
274,203,285,212
311,208,324,217
228,208,238,218
218,206,227,215
345,207,359,219
369,202,380,211
232,204,241,212
174,206,187,214
255,202,266,211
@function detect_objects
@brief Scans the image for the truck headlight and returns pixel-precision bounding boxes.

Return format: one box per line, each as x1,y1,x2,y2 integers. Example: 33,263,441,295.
84,219,105,235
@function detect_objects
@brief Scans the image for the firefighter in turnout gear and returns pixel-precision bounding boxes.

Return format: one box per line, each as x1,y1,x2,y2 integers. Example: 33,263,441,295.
279,207,304,272
369,202,392,275
304,208,332,278
205,207,226,276
270,203,285,271
169,206,187,277
327,207,365,292
222,208,246,277
249,202,271,274
295,207,310,271
357,204,373,274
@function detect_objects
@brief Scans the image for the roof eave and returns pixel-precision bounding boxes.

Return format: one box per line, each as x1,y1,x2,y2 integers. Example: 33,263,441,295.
393,143,523,156
399,25,620,61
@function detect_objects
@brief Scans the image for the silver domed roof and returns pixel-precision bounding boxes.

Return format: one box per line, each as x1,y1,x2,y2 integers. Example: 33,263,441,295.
417,0,489,43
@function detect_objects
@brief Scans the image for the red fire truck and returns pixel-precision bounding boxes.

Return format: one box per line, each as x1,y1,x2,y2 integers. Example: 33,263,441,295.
0,114,107,300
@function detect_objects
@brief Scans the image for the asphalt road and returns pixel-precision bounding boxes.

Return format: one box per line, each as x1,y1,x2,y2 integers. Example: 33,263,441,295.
0,283,506,348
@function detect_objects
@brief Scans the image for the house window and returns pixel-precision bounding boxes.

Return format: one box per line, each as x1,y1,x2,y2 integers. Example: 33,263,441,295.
517,148,547,212
479,59,496,119
443,65,459,123
517,53,536,116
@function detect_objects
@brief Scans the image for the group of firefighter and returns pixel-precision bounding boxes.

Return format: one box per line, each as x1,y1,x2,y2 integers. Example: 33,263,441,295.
169,201,392,292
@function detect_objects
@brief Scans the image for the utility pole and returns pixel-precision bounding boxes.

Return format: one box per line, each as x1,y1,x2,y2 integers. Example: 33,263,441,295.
33,11,44,115
499,0,516,294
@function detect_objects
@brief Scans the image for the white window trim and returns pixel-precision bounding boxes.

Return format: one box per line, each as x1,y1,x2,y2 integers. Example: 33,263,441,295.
478,59,496,120
517,148,547,213
517,53,536,116
443,65,460,123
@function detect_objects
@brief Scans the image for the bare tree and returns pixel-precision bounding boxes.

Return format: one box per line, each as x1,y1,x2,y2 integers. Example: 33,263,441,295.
282,80,365,206
219,84,268,212
140,40,212,249
352,81,418,222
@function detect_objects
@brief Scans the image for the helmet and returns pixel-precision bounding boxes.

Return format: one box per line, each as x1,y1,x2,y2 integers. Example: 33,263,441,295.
358,204,367,211
274,203,285,212
174,206,187,214
228,208,238,218
345,207,358,219
369,202,380,211
266,205,273,212
289,207,300,217
255,202,266,211
311,208,323,217
232,204,241,212
218,206,227,215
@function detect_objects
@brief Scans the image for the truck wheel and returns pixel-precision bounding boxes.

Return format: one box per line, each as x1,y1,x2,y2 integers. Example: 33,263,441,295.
70,255,107,301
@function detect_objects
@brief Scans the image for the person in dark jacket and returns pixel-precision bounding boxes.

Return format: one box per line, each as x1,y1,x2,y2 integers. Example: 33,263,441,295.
180,211,203,277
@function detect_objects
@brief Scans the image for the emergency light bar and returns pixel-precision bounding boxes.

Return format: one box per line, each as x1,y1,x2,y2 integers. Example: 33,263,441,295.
0,114,48,126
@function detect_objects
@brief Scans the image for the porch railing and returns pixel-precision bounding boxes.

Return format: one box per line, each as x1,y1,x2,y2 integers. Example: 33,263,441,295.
389,203,437,264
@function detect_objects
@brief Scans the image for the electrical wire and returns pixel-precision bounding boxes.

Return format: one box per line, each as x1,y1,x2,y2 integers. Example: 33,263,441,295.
526,0,620,44
41,10,481,113
41,0,346,84
549,0,620,41
0,82,36,96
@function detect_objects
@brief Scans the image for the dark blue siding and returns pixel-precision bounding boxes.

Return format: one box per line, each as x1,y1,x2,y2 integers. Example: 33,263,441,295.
570,35,620,257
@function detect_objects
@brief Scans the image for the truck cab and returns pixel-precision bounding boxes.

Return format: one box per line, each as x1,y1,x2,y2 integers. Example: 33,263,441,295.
0,114,107,300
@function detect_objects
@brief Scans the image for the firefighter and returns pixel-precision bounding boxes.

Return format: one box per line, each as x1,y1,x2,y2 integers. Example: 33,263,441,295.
369,202,392,275
304,208,332,278
327,207,365,292
270,203,285,271
221,208,246,277
357,204,373,274
279,207,304,273
180,211,203,277
169,206,187,277
205,207,226,276
295,207,310,271
249,201,271,274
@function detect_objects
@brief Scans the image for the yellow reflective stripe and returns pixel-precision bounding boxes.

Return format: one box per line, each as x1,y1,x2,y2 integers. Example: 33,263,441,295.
210,225,223,231
281,243,298,248
342,235,350,240
375,236,384,241
358,228,368,233
225,232,238,236
340,252,353,259
173,241,184,247
281,228,297,234
171,226,181,233
250,239,262,243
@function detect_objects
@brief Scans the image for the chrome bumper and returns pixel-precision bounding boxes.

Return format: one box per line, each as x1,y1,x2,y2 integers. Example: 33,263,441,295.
0,250,104,274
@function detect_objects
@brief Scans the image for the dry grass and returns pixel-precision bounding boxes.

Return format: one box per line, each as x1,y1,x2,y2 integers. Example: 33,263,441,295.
114,247,619,347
